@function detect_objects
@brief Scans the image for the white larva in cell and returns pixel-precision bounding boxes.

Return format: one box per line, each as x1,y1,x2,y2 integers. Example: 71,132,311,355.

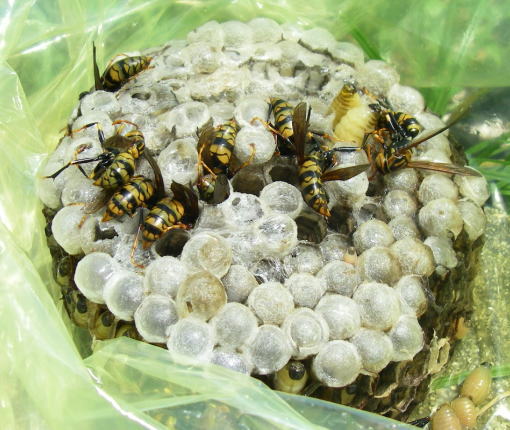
312,340,362,388
353,219,395,253
333,104,378,145
391,237,435,277
352,282,401,331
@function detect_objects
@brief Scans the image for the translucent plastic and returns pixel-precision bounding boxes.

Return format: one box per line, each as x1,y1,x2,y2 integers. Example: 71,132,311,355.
1,1,508,429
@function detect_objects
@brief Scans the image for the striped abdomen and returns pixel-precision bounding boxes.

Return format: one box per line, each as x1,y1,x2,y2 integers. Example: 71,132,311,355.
141,197,185,248
374,150,412,175
209,119,239,174
298,155,330,217
102,55,152,91
102,176,155,221
94,151,136,189
330,83,359,128
197,174,216,203
270,98,294,140
125,129,145,158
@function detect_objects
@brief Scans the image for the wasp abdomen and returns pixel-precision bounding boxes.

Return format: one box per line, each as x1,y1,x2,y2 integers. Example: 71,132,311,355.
298,158,330,217
209,120,239,174
102,55,152,91
95,152,136,189
141,197,185,247
103,177,155,221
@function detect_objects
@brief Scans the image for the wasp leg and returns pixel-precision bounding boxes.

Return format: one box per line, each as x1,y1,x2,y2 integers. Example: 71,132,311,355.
251,116,294,154
43,145,111,180
231,144,256,176
130,210,146,269
197,143,217,178
70,122,107,148
111,119,139,129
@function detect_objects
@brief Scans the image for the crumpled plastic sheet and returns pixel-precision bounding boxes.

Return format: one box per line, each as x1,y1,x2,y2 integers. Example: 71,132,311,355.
1,1,508,429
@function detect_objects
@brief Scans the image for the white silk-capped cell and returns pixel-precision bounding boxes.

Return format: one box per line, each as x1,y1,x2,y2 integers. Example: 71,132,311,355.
424,236,458,270
51,205,86,255
283,242,323,275
157,138,199,193
234,125,276,165
383,168,419,193
391,238,435,277
418,174,459,205
388,216,421,241
350,329,394,373
259,182,303,219
143,256,191,298
387,84,425,115
245,325,293,375
357,246,402,285
221,264,259,303
353,219,395,253
167,317,215,362
315,294,361,340
103,271,144,321
284,273,327,308
134,294,179,343
454,173,489,207
328,42,364,68
74,252,117,304
319,234,349,263
312,340,362,387
187,21,225,49
418,198,463,239
175,270,227,321
357,60,400,95
221,193,268,229
211,303,258,350
352,282,401,331
211,349,253,375
394,275,427,318
458,200,486,241
222,21,254,48
317,261,360,297
61,173,103,207
253,214,298,259
383,190,418,219
181,232,232,278
388,315,424,361
282,308,329,359
247,282,294,325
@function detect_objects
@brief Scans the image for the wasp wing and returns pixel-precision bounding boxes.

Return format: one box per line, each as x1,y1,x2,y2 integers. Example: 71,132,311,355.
212,173,230,204
84,189,114,214
321,164,371,182
170,181,199,223
292,102,309,164
143,151,165,201
406,161,482,176
93,42,103,91
197,121,215,168
405,89,486,152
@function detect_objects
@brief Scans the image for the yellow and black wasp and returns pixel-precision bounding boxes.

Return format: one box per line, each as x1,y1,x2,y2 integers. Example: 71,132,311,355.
360,91,483,178
196,118,251,204
292,102,370,217
92,42,152,92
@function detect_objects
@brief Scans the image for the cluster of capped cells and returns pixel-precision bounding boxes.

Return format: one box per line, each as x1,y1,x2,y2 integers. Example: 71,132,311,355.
38,19,489,390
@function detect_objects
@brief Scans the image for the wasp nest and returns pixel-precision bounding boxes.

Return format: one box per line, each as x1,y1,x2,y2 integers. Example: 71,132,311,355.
39,18,488,420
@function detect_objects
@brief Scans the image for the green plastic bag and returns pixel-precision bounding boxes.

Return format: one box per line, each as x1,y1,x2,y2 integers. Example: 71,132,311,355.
1,1,508,428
